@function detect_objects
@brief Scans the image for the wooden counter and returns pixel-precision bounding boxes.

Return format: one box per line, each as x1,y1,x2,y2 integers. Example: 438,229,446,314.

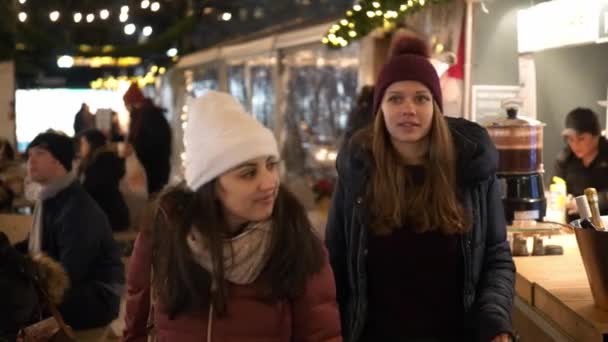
513,234,608,341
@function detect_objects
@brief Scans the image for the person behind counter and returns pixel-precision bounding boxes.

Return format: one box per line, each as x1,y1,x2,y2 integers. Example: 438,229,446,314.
555,107,608,222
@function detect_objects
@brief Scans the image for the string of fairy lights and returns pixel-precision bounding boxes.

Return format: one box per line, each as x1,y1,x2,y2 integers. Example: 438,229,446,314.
16,0,237,35
16,0,164,37
16,1,232,39
323,0,452,48
179,70,194,167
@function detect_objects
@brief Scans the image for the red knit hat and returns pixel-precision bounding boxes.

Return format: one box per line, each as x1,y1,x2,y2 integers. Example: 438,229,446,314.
373,36,442,115
123,82,145,106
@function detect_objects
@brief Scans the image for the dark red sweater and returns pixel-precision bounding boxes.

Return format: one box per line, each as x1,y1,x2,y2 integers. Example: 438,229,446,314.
362,226,465,341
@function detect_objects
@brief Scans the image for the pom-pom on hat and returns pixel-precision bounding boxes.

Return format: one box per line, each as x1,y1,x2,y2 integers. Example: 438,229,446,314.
373,36,442,115
184,91,279,191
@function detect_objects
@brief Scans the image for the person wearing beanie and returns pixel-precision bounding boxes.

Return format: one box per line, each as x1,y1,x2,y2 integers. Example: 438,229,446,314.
73,102,95,136
78,129,130,232
122,82,146,111
326,36,515,342
122,83,172,196
16,130,125,338
123,91,341,342
555,107,608,222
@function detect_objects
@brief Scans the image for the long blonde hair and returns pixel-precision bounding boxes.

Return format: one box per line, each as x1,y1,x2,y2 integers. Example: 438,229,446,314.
354,102,469,235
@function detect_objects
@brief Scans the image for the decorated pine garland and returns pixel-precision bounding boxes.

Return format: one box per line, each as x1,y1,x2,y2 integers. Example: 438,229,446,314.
323,0,452,48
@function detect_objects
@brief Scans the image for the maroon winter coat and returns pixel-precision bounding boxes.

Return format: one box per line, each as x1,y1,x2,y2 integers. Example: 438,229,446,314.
122,231,342,342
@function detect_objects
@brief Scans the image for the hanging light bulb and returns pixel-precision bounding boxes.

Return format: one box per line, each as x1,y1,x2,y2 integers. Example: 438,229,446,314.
99,9,109,20
221,12,232,21
73,12,82,22
142,26,153,36
57,55,74,68
119,12,129,22
19,0,27,4
166,48,178,57
86,13,95,23
124,23,136,35
151,2,160,12
18,12,27,22
141,0,150,9
49,11,60,22
121,6,129,13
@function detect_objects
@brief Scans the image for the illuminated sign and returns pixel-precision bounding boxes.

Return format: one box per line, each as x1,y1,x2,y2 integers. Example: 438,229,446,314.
517,0,602,53
58,56,143,68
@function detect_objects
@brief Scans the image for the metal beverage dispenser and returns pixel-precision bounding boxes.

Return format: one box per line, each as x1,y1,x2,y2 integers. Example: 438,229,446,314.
485,100,546,224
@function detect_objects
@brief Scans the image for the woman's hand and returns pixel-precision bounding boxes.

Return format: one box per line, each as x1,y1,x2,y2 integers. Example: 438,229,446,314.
491,333,512,342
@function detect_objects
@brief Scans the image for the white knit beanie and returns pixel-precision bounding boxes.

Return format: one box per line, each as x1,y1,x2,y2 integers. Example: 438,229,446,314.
184,91,279,191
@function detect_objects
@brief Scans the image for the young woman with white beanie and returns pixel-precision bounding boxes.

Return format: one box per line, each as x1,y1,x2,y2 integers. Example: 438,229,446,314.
122,91,342,342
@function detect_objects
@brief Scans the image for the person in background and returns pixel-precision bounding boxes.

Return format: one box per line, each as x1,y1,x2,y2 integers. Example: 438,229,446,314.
123,91,341,342
109,111,125,143
0,138,25,212
79,129,130,232
18,131,124,341
555,107,608,222
73,103,95,136
123,83,172,196
344,85,375,141
326,37,515,342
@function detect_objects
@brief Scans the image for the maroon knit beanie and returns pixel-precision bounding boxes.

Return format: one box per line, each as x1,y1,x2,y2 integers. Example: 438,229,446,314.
373,36,442,115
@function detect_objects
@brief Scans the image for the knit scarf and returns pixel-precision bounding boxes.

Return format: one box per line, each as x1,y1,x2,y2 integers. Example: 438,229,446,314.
28,172,77,256
186,220,272,285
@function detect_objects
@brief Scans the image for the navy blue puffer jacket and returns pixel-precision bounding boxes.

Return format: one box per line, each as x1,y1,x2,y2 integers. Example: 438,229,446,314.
326,117,515,342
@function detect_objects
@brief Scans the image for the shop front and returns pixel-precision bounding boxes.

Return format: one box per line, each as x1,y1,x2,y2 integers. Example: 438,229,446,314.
470,1,608,339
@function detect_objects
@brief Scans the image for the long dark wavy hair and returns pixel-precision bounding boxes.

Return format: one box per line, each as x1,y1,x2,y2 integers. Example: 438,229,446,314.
147,182,324,318
353,101,470,235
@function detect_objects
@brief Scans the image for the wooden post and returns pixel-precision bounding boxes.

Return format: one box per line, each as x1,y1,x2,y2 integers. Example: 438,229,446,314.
0,0,16,145
357,30,391,90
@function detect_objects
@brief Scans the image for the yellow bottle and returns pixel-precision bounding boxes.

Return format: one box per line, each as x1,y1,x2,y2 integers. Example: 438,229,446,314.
546,177,567,223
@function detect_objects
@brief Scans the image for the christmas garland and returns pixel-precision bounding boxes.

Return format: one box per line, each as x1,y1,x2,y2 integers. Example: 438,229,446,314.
323,0,453,48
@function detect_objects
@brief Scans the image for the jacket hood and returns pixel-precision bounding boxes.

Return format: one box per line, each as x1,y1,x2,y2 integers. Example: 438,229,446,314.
447,117,498,184
337,117,498,185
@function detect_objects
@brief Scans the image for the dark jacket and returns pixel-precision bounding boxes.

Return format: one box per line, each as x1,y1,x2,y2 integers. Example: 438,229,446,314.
81,149,130,231
36,181,124,330
0,232,39,341
326,117,515,342
123,231,342,342
128,103,172,195
555,136,608,220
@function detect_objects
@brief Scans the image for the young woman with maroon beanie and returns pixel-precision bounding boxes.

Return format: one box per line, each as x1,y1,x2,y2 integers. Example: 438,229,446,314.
326,36,515,342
